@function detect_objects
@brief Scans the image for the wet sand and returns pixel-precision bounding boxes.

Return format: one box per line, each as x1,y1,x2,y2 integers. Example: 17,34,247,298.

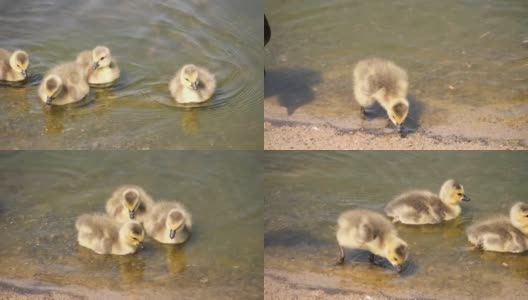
0,277,241,300
264,100,528,150
264,267,528,300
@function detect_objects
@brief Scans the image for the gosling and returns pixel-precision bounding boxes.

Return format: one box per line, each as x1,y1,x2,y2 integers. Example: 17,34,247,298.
466,202,528,253
76,46,120,85
38,62,89,105
144,201,192,244
169,64,216,103
0,49,29,82
105,185,155,223
75,214,144,255
385,179,471,225
353,58,409,134
336,209,409,272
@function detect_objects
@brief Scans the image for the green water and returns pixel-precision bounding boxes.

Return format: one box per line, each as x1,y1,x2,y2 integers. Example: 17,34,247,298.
0,0,263,150
265,0,528,127
264,151,528,298
0,151,263,299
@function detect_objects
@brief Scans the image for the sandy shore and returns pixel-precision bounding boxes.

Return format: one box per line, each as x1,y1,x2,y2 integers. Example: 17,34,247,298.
265,121,526,150
264,88,528,150
265,269,391,300
0,277,245,300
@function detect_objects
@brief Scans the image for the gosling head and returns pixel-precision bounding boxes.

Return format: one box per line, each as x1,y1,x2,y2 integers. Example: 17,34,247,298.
10,50,29,79
180,64,200,90
42,75,63,105
92,46,112,69
166,209,186,240
386,237,409,272
510,202,528,229
122,221,145,248
388,99,409,132
122,188,141,219
439,179,470,205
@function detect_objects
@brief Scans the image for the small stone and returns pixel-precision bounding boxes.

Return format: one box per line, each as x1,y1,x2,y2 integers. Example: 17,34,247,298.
200,277,209,284
502,262,508,267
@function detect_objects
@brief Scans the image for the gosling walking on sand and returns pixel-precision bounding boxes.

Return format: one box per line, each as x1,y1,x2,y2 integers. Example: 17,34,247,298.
353,58,409,135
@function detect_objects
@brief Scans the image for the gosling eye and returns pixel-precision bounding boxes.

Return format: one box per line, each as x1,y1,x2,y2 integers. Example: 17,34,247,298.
132,237,138,241
393,257,399,262
100,57,105,61
457,193,463,196
185,78,190,82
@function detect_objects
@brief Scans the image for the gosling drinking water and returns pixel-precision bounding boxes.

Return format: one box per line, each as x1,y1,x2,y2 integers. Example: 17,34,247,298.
0,49,29,82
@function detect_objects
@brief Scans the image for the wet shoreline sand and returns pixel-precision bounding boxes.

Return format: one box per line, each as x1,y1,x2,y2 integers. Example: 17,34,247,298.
264,100,528,150
0,277,243,300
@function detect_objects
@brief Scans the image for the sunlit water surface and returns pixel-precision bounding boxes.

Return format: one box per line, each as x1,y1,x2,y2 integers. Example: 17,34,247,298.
1,0,263,149
0,151,263,299
265,151,528,299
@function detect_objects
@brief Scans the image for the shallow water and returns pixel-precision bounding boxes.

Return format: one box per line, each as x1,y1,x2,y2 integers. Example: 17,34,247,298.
264,152,528,298
0,0,263,149
0,151,263,299
265,0,528,129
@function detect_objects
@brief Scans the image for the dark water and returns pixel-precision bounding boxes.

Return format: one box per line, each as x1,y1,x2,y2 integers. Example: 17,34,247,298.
265,0,528,128
264,151,528,298
0,151,263,299
0,0,263,149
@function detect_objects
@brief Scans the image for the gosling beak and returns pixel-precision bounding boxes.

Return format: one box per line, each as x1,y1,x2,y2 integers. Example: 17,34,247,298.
191,81,199,90
45,96,53,105
138,242,144,250
462,195,471,202
92,62,99,70
395,124,402,132
169,229,176,239
129,210,135,219
21,70,27,78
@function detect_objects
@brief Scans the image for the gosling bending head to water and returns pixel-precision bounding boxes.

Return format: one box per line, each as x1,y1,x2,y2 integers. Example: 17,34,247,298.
336,209,409,272
38,61,90,105
105,185,155,223
144,201,192,244
385,179,471,225
353,58,409,135
169,64,216,104
467,202,528,253
75,214,144,255
0,49,29,82
76,46,120,85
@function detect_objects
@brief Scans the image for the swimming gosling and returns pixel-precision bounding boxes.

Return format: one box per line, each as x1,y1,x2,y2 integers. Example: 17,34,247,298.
353,58,409,135
169,64,216,103
76,46,120,85
336,209,409,272
106,185,155,223
144,201,193,244
75,214,144,255
0,49,29,82
38,61,89,105
466,202,528,253
385,179,471,225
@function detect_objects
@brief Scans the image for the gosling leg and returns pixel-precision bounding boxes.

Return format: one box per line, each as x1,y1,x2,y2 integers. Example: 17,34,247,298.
336,245,345,265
